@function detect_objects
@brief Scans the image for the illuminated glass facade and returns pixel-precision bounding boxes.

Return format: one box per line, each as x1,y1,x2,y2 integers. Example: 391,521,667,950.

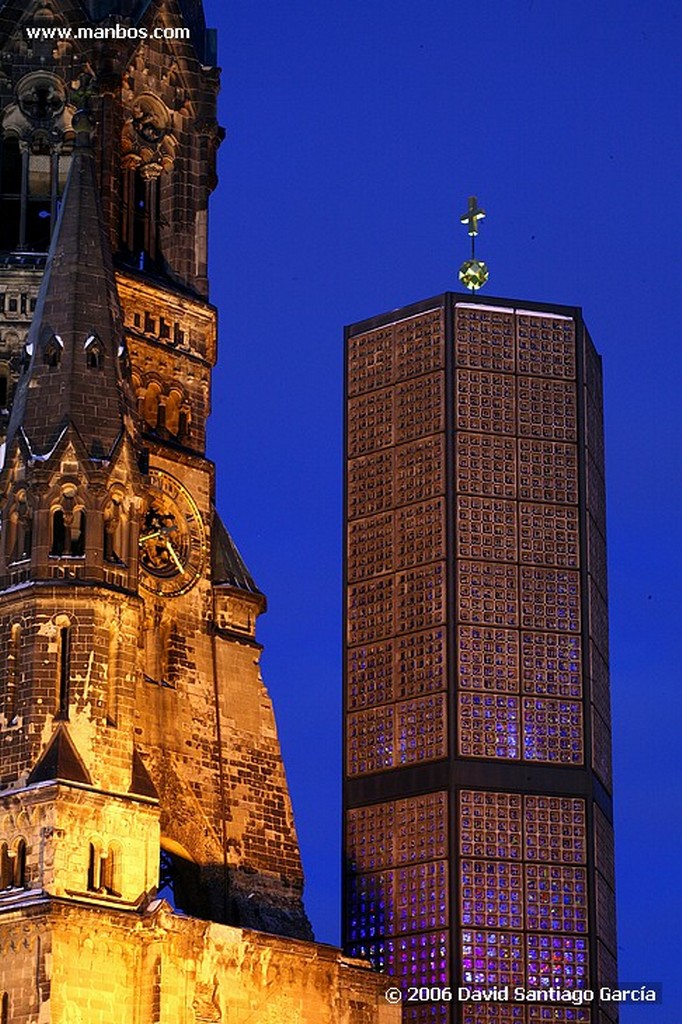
343,295,617,1023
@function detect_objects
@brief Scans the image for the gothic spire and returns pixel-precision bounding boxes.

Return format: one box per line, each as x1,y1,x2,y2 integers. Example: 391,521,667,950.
5,111,134,462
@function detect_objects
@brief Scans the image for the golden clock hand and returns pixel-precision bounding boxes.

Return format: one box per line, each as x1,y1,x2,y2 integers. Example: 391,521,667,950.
165,540,185,574
140,530,162,543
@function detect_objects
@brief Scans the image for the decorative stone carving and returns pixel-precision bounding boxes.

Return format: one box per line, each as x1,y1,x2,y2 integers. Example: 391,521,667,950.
121,94,176,178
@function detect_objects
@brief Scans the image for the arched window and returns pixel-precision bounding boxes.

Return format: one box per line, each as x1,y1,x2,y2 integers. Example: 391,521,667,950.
12,839,26,888
142,381,161,431
56,621,71,719
43,334,62,367
121,167,162,271
0,843,11,889
50,508,86,557
101,844,120,897
21,341,32,374
85,334,104,370
50,508,65,555
71,509,86,557
1,991,8,1024
0,125,72,253
164,390,181,437
26,139,53,251
87,841,120,896
0,135,22,250
87,841,99,891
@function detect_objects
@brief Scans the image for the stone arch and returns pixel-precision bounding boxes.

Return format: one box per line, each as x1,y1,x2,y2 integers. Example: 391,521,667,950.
0,842,11,889
49,483,87,557
43,334,63,368
86,835,103,892
158,838,202,915
162,383,191,441
142,379,163,430
101,840,122,896
0,73,74,251
87,835,121,896
11,837,26,888
163,386,182,437
53,613,71,719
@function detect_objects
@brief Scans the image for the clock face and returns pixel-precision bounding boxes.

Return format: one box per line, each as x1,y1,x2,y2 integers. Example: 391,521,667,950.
139,469,206,597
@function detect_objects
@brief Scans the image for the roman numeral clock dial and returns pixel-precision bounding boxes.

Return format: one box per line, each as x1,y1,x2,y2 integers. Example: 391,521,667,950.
139,469,206,597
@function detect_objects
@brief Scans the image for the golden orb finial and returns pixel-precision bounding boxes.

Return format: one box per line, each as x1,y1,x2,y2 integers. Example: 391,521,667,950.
459,195,489,292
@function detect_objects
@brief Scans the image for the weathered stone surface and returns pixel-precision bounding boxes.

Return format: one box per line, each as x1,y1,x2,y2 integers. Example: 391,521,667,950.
0,6,394,1024
0,902,398,1023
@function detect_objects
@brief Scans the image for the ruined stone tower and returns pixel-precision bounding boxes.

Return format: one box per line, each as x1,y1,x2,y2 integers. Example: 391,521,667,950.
0,3,397,1021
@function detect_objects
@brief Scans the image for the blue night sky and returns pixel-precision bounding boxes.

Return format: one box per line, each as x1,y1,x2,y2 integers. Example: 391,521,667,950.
202,1,681,1019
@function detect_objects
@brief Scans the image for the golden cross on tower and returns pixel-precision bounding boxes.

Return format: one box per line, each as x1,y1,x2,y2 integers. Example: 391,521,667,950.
460,195,486,237
458,194,489,292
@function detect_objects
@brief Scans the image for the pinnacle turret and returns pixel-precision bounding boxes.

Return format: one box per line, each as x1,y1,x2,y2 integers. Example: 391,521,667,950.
5,111,134,462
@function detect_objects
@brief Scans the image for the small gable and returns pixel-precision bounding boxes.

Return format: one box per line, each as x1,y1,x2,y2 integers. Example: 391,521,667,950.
27,725,92,785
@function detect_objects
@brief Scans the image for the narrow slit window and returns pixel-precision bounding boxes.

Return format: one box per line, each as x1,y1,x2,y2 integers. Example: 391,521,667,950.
87,842,99,891
50,509,66,555
44,336,62,367
57,625,70,718
13,839,26,888
85,335,104,369
0,844,11,889
51,509,86,557
70,509,86,557
102,846,120,896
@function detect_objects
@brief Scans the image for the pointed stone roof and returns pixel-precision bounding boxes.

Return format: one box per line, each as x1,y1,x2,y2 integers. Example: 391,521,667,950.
130,747,159,799
27,726,92,786
211,507,264,600
5,111,132,461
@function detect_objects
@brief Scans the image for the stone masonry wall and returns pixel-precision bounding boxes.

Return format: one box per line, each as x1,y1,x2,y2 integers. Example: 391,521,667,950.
0,901,400,1024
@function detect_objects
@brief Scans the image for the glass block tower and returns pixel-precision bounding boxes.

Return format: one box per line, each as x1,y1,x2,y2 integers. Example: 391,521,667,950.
343,294,617,1024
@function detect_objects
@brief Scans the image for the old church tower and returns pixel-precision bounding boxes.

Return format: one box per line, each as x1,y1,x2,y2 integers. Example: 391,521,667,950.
0,3,396,1021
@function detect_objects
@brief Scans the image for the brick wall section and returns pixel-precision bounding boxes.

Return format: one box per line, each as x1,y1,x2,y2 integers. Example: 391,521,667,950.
116,271,216,456
0,590,142,794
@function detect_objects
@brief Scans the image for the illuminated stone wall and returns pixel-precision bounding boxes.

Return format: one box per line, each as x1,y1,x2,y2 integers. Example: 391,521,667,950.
0,902,400,1024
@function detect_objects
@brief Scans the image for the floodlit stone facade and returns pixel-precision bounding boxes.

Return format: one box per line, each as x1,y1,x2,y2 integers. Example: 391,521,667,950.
0,902,397,1024
0,2,397,1021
